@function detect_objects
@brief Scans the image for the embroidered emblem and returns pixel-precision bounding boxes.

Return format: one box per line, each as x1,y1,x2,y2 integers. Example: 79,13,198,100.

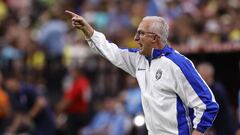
155,69,162,80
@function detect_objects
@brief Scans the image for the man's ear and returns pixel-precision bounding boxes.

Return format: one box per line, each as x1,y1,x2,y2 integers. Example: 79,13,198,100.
152,35,157,43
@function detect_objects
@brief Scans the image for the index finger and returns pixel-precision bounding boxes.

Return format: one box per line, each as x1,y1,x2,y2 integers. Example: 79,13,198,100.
65,10,79,17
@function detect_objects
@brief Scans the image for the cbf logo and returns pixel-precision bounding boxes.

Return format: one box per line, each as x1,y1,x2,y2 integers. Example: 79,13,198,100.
155,69,162,80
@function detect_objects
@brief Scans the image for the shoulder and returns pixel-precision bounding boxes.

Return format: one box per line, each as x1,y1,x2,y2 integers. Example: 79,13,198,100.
120,48,140,56
166,50,191,65
164,50,195,71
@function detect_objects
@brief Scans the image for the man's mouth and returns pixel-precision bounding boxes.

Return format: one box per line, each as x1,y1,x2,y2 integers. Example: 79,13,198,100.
139,43,143,50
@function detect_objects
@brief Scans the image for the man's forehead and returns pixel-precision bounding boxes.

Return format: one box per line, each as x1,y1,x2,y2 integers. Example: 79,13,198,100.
138,20,151,30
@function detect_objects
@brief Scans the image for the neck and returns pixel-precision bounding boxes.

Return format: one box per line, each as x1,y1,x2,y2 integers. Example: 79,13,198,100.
154,42,164,50
159,42,165,49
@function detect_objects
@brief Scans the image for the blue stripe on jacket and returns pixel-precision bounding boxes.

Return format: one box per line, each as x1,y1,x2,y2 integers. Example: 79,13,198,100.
177,96,191,135
166,51,219,133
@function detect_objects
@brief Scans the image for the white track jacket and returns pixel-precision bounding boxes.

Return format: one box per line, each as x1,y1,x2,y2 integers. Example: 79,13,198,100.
86,31,219,135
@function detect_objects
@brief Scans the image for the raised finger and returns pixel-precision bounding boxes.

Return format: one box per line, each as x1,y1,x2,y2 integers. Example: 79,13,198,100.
65,10,79,17
72,16,80,21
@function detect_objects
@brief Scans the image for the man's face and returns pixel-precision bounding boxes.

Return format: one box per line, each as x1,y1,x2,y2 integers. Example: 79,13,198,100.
197,65,214,85
134,20,156,56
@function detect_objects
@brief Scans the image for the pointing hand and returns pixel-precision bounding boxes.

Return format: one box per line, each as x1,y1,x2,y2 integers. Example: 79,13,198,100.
65,10,85,29
65,10,94,38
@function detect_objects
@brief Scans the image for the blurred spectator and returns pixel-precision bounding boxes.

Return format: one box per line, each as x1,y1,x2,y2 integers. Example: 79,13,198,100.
119,74,146,135
36,10,67,57
120,75,142,117
81,96,131,135
4,76,56,135
0,88,10,133
63,31,93,67
0,72,11,133
36,10,68,105
0,19,24,73
0,0,8,21
56,63,91,135
197,62,239,135
26,43,45,71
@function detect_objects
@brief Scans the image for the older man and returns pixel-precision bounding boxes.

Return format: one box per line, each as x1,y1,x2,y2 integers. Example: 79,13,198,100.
66,10,219,135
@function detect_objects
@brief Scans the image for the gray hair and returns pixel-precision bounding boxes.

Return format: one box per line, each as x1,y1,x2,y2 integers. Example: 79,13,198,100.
143,16,169,45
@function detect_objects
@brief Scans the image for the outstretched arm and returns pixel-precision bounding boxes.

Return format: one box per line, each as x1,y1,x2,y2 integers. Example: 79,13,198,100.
65,10,94,38
65,10,138,77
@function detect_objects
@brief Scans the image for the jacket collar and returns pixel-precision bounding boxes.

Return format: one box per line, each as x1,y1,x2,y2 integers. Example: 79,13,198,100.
146,45,173,60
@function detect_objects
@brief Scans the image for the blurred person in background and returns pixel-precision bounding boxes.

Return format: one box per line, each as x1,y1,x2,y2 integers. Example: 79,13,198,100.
37,9,68,59
37,9,68,106
119,74,146,135
4,75,56,135
63,31,93,67
56,63,91,135
66,11,219,135
81,96,131,135
0,72,11,133
0,16,25,75
119,74,142,117
197,62,239,135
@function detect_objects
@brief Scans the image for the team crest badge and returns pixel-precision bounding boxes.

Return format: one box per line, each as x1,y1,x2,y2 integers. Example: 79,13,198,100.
155,69,162,80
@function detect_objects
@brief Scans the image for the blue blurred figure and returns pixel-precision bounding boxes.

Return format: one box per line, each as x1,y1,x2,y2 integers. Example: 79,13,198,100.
4,76,56,135
120,75,142,117
197,62,238,135
81,96,131,135
119,75,146,135
37,14,67,57
37,11,68,106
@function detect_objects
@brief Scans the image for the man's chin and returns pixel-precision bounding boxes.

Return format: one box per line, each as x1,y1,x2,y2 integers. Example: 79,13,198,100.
139,50,145,56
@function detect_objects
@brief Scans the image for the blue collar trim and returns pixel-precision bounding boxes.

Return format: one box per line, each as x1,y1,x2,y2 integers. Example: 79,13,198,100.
146,45,173,60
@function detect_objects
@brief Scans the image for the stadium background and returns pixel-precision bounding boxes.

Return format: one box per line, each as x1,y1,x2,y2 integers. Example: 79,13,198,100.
0,0,239,135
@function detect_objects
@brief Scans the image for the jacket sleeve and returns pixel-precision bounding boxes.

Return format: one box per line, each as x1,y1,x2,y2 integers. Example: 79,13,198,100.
86,31,138,77
171,57,219,133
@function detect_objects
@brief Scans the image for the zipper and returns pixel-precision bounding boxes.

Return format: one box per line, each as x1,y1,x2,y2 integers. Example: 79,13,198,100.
145,59,154,133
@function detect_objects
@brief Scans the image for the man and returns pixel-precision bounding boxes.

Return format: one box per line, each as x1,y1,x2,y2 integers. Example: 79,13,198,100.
56,64,91,135
65,10,219,135
0,72,11,133
197,62,239,135
5,76,56,135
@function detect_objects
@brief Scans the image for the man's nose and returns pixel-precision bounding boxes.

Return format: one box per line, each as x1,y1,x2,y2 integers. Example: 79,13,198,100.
134,34,140,41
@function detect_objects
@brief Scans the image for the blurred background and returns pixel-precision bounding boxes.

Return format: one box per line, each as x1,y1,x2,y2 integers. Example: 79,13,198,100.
0,0,239,135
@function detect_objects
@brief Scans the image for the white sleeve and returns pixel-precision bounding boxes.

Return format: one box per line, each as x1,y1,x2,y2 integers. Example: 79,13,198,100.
86,31,138,77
